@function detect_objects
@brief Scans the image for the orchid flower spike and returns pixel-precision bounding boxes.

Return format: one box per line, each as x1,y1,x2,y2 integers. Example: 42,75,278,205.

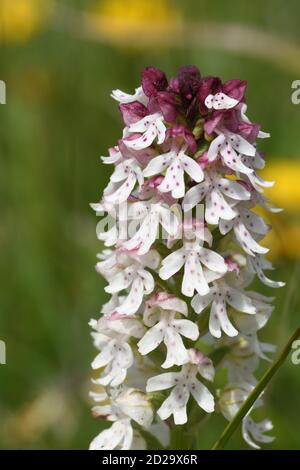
90,65,284,450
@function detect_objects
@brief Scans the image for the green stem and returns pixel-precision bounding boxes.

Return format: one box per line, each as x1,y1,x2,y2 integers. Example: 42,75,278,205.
211,325,300,450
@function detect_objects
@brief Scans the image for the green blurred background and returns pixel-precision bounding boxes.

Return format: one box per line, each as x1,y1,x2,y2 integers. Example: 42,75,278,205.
0,0,299,450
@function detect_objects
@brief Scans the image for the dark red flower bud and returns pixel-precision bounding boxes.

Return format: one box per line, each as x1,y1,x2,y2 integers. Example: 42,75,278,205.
169,76,180,93
141,66,168,97
178,65,201,102
156,91,177,122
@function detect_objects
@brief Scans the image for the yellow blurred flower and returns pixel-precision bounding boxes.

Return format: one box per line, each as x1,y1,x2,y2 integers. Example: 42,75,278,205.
262,161,300,211
0,0,53,43
91,0,182,45
254,161,300,259
262,219,300,260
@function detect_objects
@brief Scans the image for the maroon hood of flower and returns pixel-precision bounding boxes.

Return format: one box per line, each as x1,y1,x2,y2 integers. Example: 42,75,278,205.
204,107,259,139
141,66,168,97
166,124,197,153
142,66,178,122
198,76,222,115
148,90,178,122
169,76,180,93
204,113,223,135
137,66,252,146
119,101,148,126
223,79,247,102
198,78,246,127
238,121,260,143
205,108,240,135
178,65,201,103
200,79,247,135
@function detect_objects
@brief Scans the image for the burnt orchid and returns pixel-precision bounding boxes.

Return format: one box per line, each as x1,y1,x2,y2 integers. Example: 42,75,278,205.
89,65,285,450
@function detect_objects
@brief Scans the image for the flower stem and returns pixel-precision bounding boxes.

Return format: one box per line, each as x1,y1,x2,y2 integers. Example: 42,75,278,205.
211,325,300,450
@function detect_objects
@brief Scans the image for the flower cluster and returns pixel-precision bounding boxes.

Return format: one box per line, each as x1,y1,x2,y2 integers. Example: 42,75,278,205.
90,66,284,450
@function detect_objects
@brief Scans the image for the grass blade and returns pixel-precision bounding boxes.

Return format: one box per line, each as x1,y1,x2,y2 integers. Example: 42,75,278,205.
211,326,300,450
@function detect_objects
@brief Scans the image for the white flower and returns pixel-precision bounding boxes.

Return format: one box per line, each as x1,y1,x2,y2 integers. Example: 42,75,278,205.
138,293,199,368
246,170,275,194
124,113,166,150
205,92,239,110
104,158,144,204
146,349,214,424
238,152,275,193
123,199,179,255
219,383,274,450
219,206,269,256
89,388,107,403
90,387,153,450
159,237,227,297
91,200,120,247
98,250,160,315
207,131,256,175
240,103,270,139
247,254,285,288
232,291,274,335
183,171,250,225
90,420,145,450
95,249,120,281
101,145,123,165
192,278,256,338
219,382,253,420
90,316,144,387
100,294,125,318
242,415,274,450
143,147,204,198
224,335,275,386
111,86,148,106
97,223,118,248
